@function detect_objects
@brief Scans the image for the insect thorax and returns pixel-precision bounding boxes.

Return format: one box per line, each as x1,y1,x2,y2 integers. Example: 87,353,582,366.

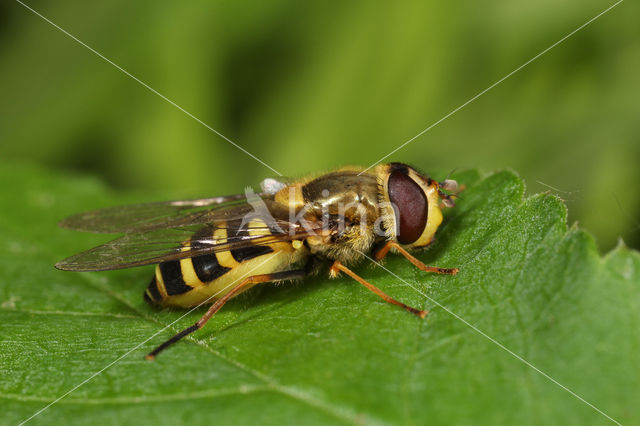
299,171,384,264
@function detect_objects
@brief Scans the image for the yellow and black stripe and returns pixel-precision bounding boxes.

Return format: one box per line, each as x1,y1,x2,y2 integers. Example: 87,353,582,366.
144,221,289,307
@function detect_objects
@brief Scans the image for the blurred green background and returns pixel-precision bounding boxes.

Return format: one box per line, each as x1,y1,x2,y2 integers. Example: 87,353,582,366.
1,0,638,251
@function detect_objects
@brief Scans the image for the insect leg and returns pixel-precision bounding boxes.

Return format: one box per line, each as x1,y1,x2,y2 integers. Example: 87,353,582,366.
329,260,428,318
145,268,308,360
374,241,458,275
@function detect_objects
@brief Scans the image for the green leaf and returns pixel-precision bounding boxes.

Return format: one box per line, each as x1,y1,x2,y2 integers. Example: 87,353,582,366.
1,163,638,425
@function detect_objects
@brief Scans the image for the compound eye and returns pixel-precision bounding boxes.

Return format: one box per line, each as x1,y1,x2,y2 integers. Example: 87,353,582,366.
388,171,428,245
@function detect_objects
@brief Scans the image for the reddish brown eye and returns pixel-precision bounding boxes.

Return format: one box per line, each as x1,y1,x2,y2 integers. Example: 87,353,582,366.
388,171,428,244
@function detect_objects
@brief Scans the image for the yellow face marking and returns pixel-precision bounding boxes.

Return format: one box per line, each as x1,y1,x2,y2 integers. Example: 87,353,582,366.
292,240,303,250
411,184,443,247
213,226,239,268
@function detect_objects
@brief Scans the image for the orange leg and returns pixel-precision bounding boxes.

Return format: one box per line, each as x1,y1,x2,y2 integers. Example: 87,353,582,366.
146,269,306,360
329,260,428,318
374,241,458,275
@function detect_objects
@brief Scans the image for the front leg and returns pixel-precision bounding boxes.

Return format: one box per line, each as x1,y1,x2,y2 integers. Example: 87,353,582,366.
329,260,428,318
374,241,458,275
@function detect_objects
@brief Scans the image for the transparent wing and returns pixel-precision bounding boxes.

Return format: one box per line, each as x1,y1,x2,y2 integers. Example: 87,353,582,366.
56,186,329,271
58,194,251,234
55,220,322,272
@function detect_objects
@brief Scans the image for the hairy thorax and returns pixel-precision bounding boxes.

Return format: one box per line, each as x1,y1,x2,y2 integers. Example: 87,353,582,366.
299,170,384,264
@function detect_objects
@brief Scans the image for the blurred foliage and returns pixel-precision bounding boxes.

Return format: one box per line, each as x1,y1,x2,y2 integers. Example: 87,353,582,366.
1,0,639,250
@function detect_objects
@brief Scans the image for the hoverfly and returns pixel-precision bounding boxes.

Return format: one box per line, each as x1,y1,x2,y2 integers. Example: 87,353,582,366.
56,163,460,359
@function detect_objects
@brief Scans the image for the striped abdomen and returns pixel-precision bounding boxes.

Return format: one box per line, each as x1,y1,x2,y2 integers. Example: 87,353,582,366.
144,222,307,308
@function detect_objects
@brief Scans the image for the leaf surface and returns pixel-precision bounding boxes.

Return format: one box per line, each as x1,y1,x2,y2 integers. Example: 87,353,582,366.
0,164,638,425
